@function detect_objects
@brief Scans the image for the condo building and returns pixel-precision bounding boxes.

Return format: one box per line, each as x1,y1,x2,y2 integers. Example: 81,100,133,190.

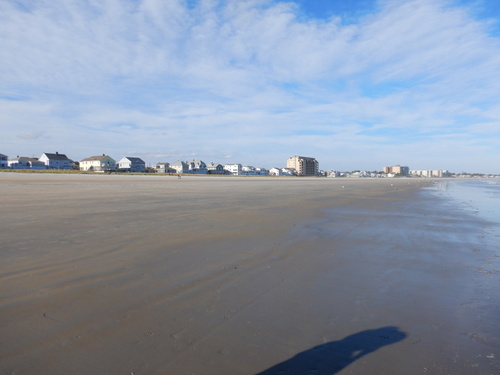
286,155,319,176
384,165,409,176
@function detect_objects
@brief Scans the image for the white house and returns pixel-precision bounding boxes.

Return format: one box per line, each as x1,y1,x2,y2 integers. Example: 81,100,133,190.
187,159,207,174
242,166,268,175
269,167,281,176
8,156,46,169
224,163,242,175
327,170,342,177
39,152,73,169
118,157,146,172
170,161,189,174
80,154,116,172
270,167,295,176
156,162,177,174
0,153,8,168
269,167,294,176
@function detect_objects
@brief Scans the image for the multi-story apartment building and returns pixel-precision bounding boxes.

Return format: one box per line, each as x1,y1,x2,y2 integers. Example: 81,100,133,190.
410,170,450,178
286,155,319,176
384,165,409,176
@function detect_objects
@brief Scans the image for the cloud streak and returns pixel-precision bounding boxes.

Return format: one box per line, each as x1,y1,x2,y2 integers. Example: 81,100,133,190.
1,0,500,172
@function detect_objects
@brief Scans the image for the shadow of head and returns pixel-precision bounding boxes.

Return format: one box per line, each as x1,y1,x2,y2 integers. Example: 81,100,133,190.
256,326,407,375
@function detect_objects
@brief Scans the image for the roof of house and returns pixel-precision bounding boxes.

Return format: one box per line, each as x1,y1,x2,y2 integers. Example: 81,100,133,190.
121,157,145,163
81,155,115,162
9,157,45,165
170,160,188,167
189,159,206,168
10,156,36,162
42,152,70,161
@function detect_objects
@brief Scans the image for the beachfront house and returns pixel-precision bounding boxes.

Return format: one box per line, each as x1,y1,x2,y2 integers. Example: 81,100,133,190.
118,157,146,173
8,156,46,169
0,153,8,168
170,161,189,174
269,167,281,176
80,154,117,172
156,162,177,174
187,159,207,174
242,166,268,176
327,170,343,178
206,162,224,174
281,168,295,176
223,163,242,175
39,152,73,170
269,167,295,176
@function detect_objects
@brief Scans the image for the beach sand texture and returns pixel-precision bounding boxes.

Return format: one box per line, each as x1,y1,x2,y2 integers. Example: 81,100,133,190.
1,173,499,374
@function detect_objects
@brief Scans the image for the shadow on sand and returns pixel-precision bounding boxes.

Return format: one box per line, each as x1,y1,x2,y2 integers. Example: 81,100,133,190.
255,326,407,375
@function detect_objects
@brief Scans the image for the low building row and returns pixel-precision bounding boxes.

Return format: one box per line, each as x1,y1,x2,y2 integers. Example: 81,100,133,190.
6,152,75,170
2,153,148,173
155,161,270,175
0,152,275,175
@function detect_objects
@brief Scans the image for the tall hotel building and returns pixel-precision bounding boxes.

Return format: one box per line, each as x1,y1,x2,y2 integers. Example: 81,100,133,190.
286,155,319,176
383,165,410,176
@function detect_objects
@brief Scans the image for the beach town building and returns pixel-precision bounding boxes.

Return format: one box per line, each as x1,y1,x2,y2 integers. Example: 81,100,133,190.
286,155,319,176
327,170,343,177
224,163,242,175
269,167,281,176
117,157,146,173
0,153,8,168
8,156,46,169
155,162,177,174
242,166,269,176
206,162,224,174
410,170,450,178
39,152,73,170
242,165,256,175
187,160,208,174
383,165,409,176
170,161,189,174
269,167,294,176
79,154,116,172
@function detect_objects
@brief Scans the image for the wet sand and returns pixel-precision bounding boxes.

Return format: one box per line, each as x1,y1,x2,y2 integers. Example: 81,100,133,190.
0,173,499,374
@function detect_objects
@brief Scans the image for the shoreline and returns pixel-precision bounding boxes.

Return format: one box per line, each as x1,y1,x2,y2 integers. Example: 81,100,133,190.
1,174,498,374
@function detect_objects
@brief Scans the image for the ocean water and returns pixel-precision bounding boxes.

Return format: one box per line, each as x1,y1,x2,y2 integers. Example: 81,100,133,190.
427,179,500,225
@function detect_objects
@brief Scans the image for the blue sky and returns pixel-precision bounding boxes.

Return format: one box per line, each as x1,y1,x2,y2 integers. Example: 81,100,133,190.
1,0,500,173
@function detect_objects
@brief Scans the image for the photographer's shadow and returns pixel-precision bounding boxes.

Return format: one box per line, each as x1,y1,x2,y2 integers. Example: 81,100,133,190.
256,326,407,375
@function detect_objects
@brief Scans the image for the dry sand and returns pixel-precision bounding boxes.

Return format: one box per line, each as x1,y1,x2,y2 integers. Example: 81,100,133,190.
0,173,498,374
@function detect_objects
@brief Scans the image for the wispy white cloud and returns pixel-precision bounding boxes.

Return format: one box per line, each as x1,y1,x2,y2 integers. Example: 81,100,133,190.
1,0,500,172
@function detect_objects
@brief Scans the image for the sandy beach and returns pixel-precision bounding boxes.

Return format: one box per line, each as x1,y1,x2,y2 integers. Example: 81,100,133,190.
1,173,498,374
